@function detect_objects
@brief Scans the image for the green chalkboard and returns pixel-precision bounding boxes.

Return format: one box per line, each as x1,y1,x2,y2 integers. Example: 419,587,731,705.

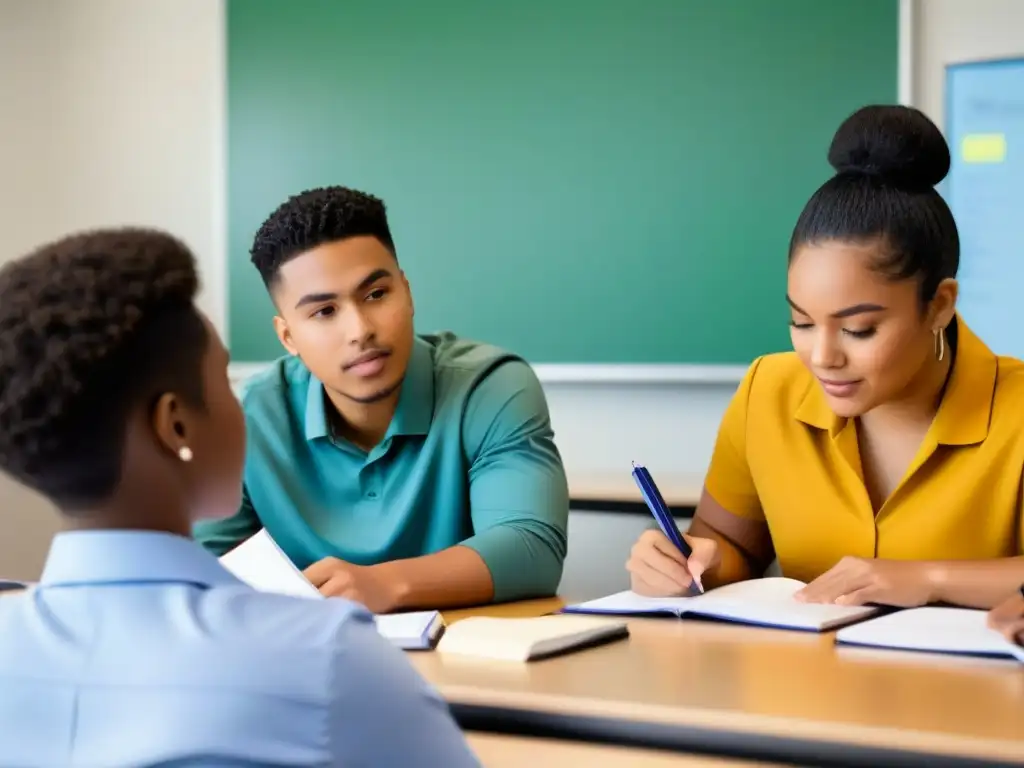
228,0,898,364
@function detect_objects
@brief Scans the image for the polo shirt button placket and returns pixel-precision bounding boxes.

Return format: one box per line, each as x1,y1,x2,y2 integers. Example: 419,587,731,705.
363,465,382,502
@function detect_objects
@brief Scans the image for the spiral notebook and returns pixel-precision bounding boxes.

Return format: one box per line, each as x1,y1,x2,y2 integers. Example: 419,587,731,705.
218,529,444,650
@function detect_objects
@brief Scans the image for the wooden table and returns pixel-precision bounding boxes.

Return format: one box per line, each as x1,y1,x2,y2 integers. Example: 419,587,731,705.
441,597,565,624
568,471,703,508
421,603,1024,767
466,732,787,767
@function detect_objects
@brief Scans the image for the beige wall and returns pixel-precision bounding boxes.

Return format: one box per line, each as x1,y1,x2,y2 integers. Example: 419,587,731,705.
913,0,1024,131
0,0,1021,589
0,2,60,579
0,0,225,579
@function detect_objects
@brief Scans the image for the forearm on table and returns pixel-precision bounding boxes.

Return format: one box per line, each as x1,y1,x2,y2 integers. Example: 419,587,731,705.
925,556,1024,609
460,521,566,603
373,545,495,611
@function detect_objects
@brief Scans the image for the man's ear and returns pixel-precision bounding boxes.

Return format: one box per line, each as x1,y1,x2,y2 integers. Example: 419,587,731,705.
151,393,192,461
273,315,300,356
930,278,959,330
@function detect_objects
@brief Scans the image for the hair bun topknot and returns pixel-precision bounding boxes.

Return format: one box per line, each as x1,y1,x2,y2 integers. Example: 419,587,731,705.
827,104,950,190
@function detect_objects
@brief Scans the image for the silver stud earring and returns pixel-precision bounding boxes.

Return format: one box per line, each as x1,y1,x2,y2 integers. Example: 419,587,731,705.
178,446,194,462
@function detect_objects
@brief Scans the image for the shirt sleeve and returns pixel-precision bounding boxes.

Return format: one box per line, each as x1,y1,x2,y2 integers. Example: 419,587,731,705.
192,486,262,556
458,360,570,602
327,611,481,767
703,357,764,521
1018,475,1024,556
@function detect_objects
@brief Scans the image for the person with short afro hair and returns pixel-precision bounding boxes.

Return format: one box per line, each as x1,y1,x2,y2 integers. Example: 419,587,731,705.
195,185,570,612
0,228,215,512
0,228,479,768
249,186,396,289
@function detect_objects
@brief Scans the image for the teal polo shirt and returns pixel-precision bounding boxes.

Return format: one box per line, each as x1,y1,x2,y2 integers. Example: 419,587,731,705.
194,333,569,602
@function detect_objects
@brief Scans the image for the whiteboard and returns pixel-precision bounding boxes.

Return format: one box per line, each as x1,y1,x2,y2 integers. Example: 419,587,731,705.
946,59,1024,359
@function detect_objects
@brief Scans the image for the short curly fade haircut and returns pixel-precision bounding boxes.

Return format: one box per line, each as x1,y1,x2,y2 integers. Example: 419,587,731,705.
0,228,209,510
250,186,396,288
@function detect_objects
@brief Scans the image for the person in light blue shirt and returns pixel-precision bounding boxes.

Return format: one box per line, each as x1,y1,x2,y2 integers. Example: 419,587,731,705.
0,229,478,767
194,186,569,612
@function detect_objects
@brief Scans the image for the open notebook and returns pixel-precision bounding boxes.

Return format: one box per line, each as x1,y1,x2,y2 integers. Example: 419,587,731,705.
217,528,444,650
437,615,629,662
836,607,1024,662
563,577,879,632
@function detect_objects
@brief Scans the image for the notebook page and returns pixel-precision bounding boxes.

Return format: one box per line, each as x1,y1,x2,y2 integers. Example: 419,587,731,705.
691,594,877,630
218,529,321,599
837,607,1024,658
690,577,807,602
563,590,694,616
564,578,876,630
564,580,807,617
685,577,878,631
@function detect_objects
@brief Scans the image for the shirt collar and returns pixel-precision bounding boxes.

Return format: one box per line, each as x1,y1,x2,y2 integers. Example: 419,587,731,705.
794,315,997,446
39,530,243,589
386,336,435,438
928,318,997,446
303,335,436,442
304,371,330,441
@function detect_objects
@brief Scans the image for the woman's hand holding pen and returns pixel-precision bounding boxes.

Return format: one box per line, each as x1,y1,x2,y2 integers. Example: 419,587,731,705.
627,529,719,597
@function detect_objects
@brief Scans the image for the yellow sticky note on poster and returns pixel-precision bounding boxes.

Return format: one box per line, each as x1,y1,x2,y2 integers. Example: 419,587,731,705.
961,133,1007,163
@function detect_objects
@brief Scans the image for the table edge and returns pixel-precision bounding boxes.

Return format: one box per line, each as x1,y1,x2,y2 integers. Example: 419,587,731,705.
450,698,1024,768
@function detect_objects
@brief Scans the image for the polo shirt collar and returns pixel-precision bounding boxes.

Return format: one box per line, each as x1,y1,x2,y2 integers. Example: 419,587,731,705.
794,315,997,446
304,336,436,442
386,336,435,437
304,369,330,441
929,319,996,446
794,381,840,435
39,530,242,589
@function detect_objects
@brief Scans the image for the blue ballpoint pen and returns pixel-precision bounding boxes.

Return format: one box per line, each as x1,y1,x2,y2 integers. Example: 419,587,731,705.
631,461,704,595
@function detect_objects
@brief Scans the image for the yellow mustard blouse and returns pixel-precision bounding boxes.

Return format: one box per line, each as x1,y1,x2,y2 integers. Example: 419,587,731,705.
704,318,1024,582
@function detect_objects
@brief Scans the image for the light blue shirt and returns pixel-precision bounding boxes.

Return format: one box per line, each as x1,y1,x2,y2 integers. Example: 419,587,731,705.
0,530,480,767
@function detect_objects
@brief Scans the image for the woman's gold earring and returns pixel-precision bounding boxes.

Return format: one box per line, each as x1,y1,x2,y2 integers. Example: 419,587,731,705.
933,328,945,362
178,446,194,462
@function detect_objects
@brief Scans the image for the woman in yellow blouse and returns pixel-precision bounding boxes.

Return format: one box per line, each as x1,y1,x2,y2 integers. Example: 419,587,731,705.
627,105,1024,610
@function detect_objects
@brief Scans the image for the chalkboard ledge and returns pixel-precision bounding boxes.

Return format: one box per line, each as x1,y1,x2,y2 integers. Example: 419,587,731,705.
229,362,748,387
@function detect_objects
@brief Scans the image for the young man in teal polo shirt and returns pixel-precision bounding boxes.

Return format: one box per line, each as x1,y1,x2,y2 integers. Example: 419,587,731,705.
195,186,569,612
